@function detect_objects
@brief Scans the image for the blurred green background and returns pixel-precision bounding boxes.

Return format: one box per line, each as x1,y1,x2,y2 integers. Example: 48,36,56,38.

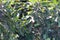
0,0,60,40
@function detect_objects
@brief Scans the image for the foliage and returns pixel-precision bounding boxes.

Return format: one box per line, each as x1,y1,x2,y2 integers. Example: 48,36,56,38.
0,0,60,40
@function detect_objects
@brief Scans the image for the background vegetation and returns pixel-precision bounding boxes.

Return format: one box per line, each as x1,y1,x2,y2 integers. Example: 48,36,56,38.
0,0,60,40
